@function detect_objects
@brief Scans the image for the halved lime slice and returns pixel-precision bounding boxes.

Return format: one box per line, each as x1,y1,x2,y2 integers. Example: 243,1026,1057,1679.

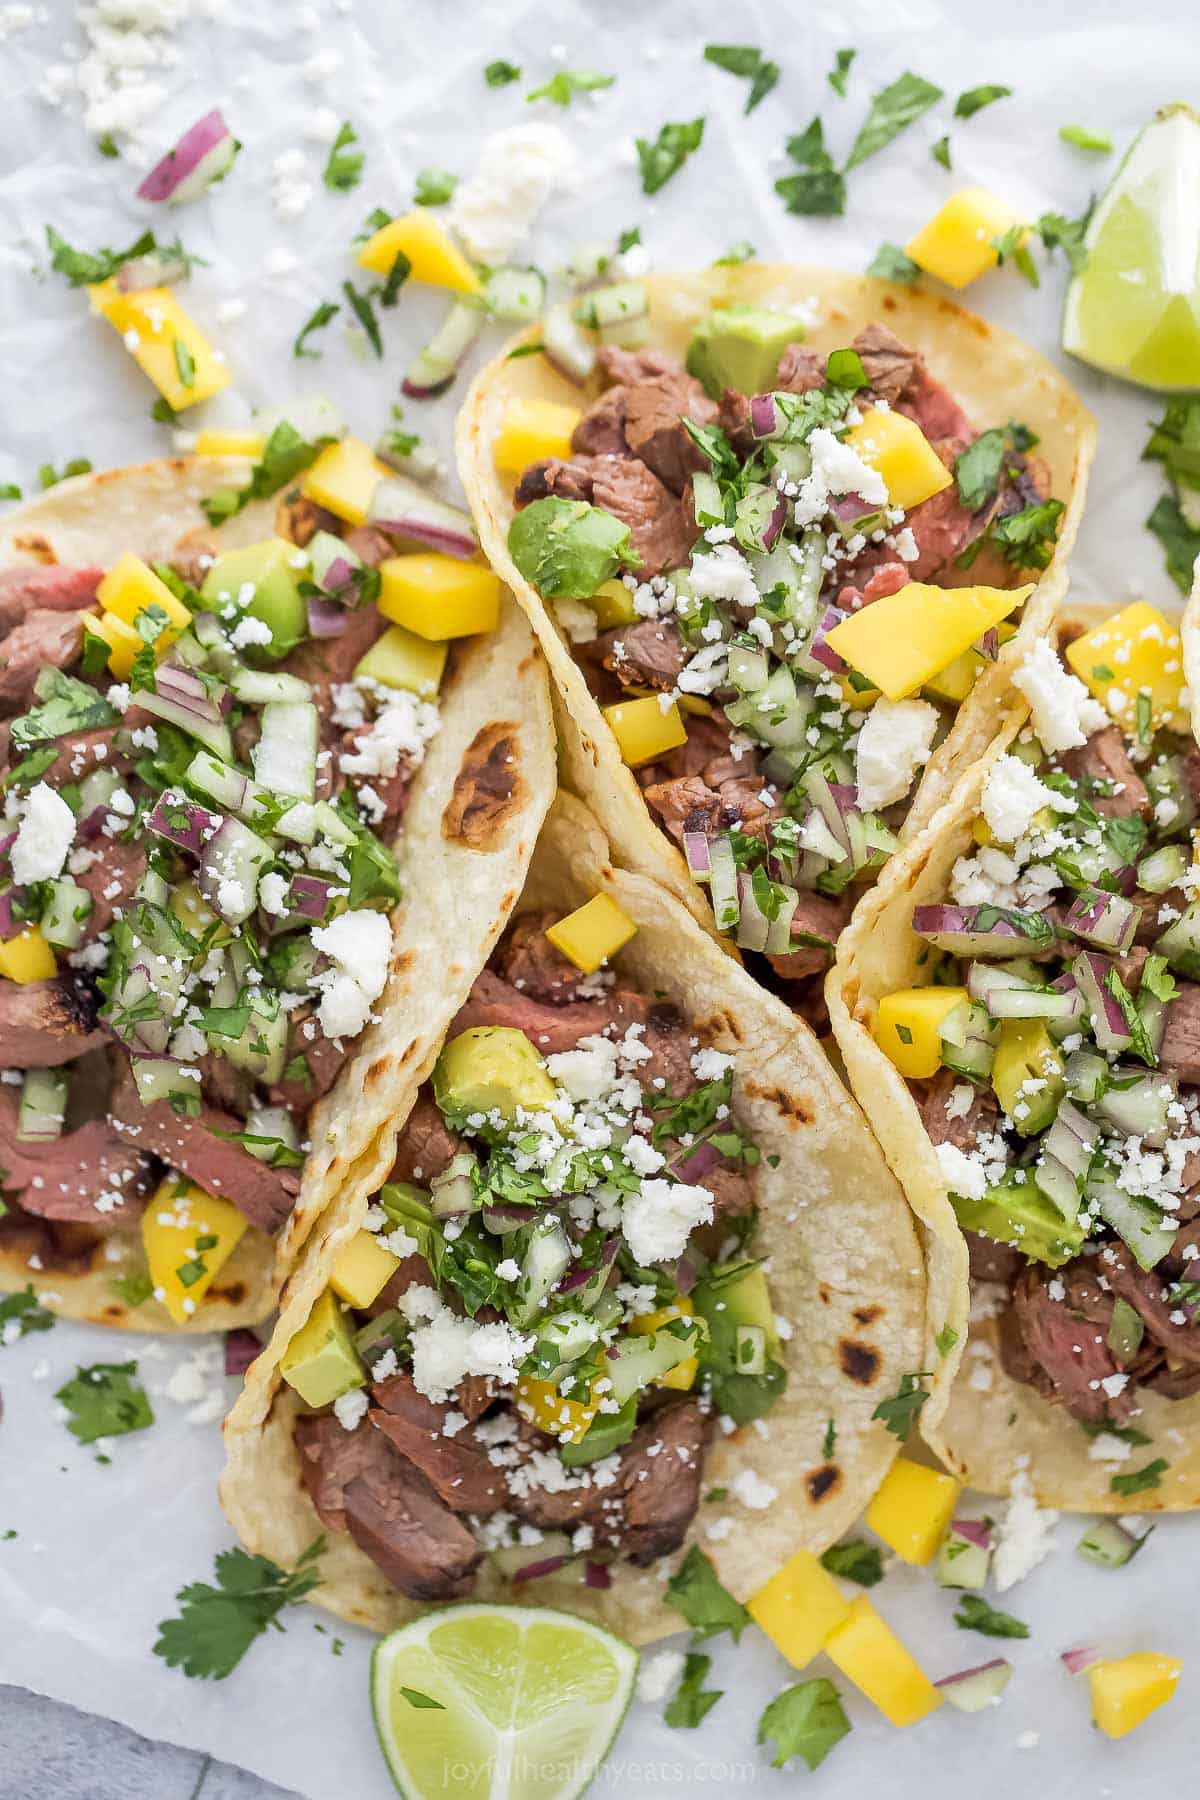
1063,102,1200,390
370,1603,639,1800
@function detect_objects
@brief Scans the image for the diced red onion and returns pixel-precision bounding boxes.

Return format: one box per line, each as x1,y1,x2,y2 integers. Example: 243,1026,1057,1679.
557,1235,618,1294
512,1555,569,1583
828,491,875,525
306,596,347,638
951,1517,993,1550
912,904,1054,959
320,555,358,594
1063,889,1138,954
672,1246,704,1296
1061,1646,1101,1676
760,489,789,552
224,1329,261,1377
750,393,778,438
0,832,16,864
366,477,478,560
136,109,239,207
0,888,26,938
809,607,847,674
287,875,333,920
934,1659,1012,1712
1071,951,1131,1052
683,830,712,879
668,1139,722,1183
977,627,1000,661
148,792,220,857
156,664,225,724
583,1562,612,1590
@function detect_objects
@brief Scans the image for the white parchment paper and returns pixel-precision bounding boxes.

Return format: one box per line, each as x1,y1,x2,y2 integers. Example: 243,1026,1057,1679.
0,0,1197,1793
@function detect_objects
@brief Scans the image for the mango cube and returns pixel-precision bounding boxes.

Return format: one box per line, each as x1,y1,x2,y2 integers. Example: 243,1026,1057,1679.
141,1176,248,1325
866,1458,962,1565
748,1550,853,1669
194,429,265,458
906,188,1027,289
354,623,448,696
589,578,638,629
378,555,500,640
81,609,141,679
825,581,1030,701
1065,600,1189,736
874,987,968,1079
515,1374,598,1444
88,280,230,410
0,926,56,983
329,1228,401,1310
97,553,191,637
280,1288,365,1407
824,1597,943,1727
602,695,688,768
924,620,1018,705
629,1297,697,1390
357,210,482,296
1088,1653,1181,1740
300,436,391,527
494,400,582,473
844,408,952,512
545,893,637,976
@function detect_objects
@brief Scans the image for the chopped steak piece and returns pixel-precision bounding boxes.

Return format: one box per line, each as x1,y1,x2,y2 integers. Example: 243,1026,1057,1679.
0,564,102,635
497,912,590,1003
0,1090,151,1222
0,978,106,1066
1160,983,1200,1085
643,772,722,841
285,603,383,714
591,456,698,578
294,1413,382,1534
1061,727,1151,820
920,1069,1001,1154
617,1400,709,1563
343,1444,482,1600
46,726,127,787
765,892,852,981
514,456,597,507
837,561,910,612
718,387,754,457
371,1373,505,1514
391,1095,463,1185
622,370,717,494
366,1253,435,1319
449,970,644,1055
1101,1243,1200,1364
0,609,84,712
1005,1261,1132,1425
853,323,920,406
600,618,686,690
595,346,681,386
267,1013,349,1111
76,842,145,941
342,524,395,567
694,1163,753,1219
168,527,219,588
965,1231,1023,1284
571,387,630,459
275,491,339,547
774,344,827,394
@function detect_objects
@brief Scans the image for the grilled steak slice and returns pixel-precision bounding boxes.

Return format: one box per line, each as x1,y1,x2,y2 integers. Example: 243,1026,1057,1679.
765,892,851,981
775,344,827,394
621,370,717,494
343,1445,481,1600
0,610,84,712
642,772,722,841
572,387,631,459
285,603,383,714
75,842,145,941
0,1090,152,1222
1061,726,1151,819
595,346,681,386
965,1231,1024,1284
1160,983,1200,1085
391,1095,463,1185
599,618,687,691
294,1413,386,1534
0,564,102,635
0,978,106,1065
497,912,590,1004
1005,1261,1133,1424
920,1068,1001,1154
371,1373,505,1514
617,1400,709,1564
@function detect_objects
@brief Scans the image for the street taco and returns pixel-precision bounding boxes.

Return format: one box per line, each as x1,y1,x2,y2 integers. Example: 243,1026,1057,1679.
457,265,1094,1030
832,601,1200,1508
0,453,554,1330
220,792,925,1639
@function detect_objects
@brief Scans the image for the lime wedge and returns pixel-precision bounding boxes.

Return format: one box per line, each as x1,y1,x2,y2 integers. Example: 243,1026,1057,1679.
370,1603,639,1800
1063,103,1200,390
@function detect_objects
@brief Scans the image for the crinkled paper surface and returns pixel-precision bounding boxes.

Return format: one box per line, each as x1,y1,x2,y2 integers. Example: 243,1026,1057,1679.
0,0,1196,1792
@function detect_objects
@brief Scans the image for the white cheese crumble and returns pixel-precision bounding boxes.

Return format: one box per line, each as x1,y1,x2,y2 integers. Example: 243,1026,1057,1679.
992,1471,1058,1591
1012,641,1107,754
934,1141,988,1201
636,1649,685,1705
311,909,393,1040
447,124,577,266
333,1388,369,1431
12,782,75,884
732,1468,778,1510
854,697,938,810
980,753,1056,844
621,1178,714,1266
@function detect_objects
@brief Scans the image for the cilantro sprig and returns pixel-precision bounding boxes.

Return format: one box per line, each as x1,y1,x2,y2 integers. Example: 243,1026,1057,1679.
55,1362,153,1444
703,44,780,114
0,1286,55,1343
872,1372,930,1439
636,118,705,194
665,1546,750,1641
323,120,364,192
154,1539,325,1679
757,1678,851,1772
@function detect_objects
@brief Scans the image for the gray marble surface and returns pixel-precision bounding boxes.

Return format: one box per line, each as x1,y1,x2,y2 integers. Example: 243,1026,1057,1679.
0,1686,299,1800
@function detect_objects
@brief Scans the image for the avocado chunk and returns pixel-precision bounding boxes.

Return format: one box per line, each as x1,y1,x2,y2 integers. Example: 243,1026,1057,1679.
951,1178,1085,1269
508,496,638,600
696,1261,781,1358
560,1394,638,1467
279,1288,366,1408
686,303,805,398
200,536,309,660
433,1026,558,1122
991,1019,1064,1135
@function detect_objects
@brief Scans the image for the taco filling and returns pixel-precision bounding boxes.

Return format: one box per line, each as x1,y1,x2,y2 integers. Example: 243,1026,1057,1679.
504,314,1062,1022
0,463,495,1322
280,906,783,1600
876,608,1200,1428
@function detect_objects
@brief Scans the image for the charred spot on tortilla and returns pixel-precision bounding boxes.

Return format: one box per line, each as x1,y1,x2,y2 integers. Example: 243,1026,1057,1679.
697,1009,743,1044
744,1079,814,1125
806,1463,842,1504
853,1303,884,1327
839,1339,882,1386
442,722,523,849
212,1279,246,1306
818,1283,831,1305
12,534,55,564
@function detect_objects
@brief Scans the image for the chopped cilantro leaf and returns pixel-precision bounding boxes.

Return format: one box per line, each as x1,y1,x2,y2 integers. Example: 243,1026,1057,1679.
1036,205,1092,274
0,482,22,501
0,1285,55,1343
414,167,458,207
954,421,1036,510
872,1371,930,1439
820,1540,884,1587
485,60,521,87
993,223,1040,287
200,419,335,527
987,497,1065,570
931,134,951,169
822,1417,837,1458
1146,494,1200,595
954,84,1012,119
1144,396,1200,494
55,1361,153,1444
323,120,364,192
935,1323,959,1358
38,458,93,489
868,242,920,283
110,1271,154,1308
636,118,705,194
665,1546,750,1641
399,1687,446,1709
528,69,614,107
954,1594,1029,1638
45,223,156,286
293,299,340,359
1111,1457,1169,1496
1061,124,1112,152
827,47,856,97
664,1651,723,1727
153,1538,324,1679
715,240,756,265
757,1678,851,1772
776,116,845,216
173,337,195,389
703,45,779,113
845,71,943,171
341,278,383,356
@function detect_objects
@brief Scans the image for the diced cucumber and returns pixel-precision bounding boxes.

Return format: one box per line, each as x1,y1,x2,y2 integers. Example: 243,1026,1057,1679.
692,471,724,530
1155,900,1200,979
735,1324,766,1375
484,265,546,322
1077,1517,1147,1568
573,281,648,332
218,997,289,1085
404,301,485,397
1065,1047,1108,1104
509,1219,572,1327
40,877,92,950
229,668,313,706
938,1000,999,1081
17,1068,67,1143
1144,754,1196,838
132,1056,202,1110
934,1523,991,1590
355,1308,409,1369
310,800,358,848
79,766,120,819
605,1322,704,1406
1088,1176,1177,1271
536,1309,604,1365
728,641,771,695
244,1104,300,1163
1096,1067,1174,1146
251,701,319,803
1138,843,1188,894
429,1151,480,1218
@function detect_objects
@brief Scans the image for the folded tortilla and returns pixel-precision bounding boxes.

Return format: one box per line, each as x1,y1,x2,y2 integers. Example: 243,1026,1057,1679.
456,266,1095,950
831,604,1200,1509
220,792,926,1639
0,458,556,1330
